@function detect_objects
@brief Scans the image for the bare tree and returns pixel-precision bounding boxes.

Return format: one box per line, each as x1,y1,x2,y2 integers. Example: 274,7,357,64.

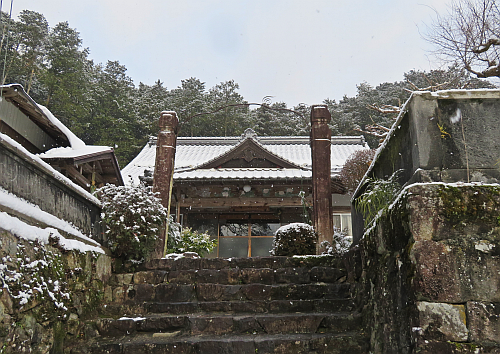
426,0,500,78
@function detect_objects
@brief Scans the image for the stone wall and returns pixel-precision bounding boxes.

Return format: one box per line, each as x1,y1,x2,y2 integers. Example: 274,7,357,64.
0,137,101,238
353,90,500,244
358,183,500,353
0,230,111,353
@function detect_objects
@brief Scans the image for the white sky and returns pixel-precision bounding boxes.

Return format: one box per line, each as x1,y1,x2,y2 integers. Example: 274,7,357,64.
11,0,451,106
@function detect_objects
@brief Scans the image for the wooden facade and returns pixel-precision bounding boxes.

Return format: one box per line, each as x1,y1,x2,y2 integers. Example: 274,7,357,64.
127,129,367,257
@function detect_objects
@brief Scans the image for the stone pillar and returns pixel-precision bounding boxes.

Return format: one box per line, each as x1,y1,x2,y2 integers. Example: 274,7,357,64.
310,105,333,254
153,111,179,257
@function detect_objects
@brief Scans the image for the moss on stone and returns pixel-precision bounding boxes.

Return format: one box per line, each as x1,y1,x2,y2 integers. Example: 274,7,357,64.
438,185,500,226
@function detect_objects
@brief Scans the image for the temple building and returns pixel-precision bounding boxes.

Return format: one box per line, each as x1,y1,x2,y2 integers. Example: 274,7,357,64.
122,128,368,257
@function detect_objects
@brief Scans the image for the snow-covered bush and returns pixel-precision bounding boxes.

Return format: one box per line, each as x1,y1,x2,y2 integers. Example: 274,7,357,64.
271,222,317,256
167,227,217,257
321,228,351,256
97,183,167,262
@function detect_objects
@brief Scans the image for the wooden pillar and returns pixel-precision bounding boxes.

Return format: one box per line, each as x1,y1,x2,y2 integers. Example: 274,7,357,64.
153,111,179,258
310,105,333,254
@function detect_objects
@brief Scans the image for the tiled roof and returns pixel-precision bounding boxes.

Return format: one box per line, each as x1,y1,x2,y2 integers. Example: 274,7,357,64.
174,168,312,181
122,131,369,185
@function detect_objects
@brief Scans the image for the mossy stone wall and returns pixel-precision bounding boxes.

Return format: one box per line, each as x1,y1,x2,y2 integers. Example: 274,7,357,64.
0,230,111,354
359,184,500,353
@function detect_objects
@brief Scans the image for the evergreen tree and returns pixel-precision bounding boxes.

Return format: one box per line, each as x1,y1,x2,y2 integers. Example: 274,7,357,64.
167,77,208,137
41,21,91,128
205,80,248,136
89,60,138,166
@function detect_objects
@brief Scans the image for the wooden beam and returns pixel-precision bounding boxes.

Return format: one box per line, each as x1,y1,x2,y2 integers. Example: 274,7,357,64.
180,196,312,208
65,165,91,188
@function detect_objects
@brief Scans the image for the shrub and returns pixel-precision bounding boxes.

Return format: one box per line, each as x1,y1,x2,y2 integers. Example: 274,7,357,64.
340,149,376,194
96,183,167,262
321,228,351,256
355,170,402,227
271,222,317,256
167,227,217,257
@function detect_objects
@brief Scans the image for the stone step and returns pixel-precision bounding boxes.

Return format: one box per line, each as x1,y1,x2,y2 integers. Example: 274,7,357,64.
74,332,369,354
110,266,347,287
104,298,356,317
108,282,355,305
95,312,363,337
144,255,344,272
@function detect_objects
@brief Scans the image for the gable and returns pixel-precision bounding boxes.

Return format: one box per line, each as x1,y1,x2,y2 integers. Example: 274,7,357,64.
198,138,302,169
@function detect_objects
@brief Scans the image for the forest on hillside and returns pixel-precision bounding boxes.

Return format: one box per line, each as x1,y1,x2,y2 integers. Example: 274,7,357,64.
0,10,496,166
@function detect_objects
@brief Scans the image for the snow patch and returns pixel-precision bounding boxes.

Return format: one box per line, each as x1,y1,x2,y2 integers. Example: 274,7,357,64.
37,104,86,150
0,211,104,254
0,186,100,246
450,108,462,124
475,240,494,253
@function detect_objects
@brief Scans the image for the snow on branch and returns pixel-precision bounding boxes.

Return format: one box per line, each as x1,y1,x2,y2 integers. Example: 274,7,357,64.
472,37,500,54
367,104,401,114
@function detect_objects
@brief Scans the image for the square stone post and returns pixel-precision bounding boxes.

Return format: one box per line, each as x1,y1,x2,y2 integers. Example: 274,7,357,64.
152,111,179,258
310,105,333,254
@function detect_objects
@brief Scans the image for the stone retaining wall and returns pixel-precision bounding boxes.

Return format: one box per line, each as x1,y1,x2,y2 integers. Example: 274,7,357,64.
0,230,111,353
0,136,101,238
358,183,500,353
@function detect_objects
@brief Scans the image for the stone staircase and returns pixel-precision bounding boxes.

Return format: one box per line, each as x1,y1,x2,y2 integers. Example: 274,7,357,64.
71,256,368,354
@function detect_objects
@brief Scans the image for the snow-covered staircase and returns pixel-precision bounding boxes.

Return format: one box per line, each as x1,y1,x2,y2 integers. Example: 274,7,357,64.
69,256,368,354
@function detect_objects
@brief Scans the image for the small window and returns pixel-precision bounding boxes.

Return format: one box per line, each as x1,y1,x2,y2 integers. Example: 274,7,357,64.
333,213,352,236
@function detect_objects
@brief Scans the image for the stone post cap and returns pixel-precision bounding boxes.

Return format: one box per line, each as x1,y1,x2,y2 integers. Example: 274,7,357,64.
159,111,179,131
310,105,331,122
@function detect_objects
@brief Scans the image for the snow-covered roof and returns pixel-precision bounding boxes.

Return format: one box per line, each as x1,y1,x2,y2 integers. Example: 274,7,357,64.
38,145,113,159
122,129,369,185
0,132,101,205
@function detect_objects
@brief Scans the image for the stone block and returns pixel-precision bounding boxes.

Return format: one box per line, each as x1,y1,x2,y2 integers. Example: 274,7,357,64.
196,269,239,284
197,284,244,301
240,268,274,284
415,301,468,342
268,300,314,313
133,270,167,284
242,284,272,301
112,286,126,303
146,302,199,315
195,284,225,301
467,301,500,344
198,301,232,313
319,313,363,333
256,314,323,334
103,286,113,303
189,316,234,335
275,267,311,284
414,340,500,353
230,301,267,313
412,240,463,302
233,316,264,334
196,339,255,354
281,284,329,300
136,315,186,332
129,283,155,302
0,289,13,315
413,238,500,303
167,270,197,284
115,273,134,285
155,284,195,302
200,258,232,269
95,254,112,282
96,318,136,337
310,266,344,283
